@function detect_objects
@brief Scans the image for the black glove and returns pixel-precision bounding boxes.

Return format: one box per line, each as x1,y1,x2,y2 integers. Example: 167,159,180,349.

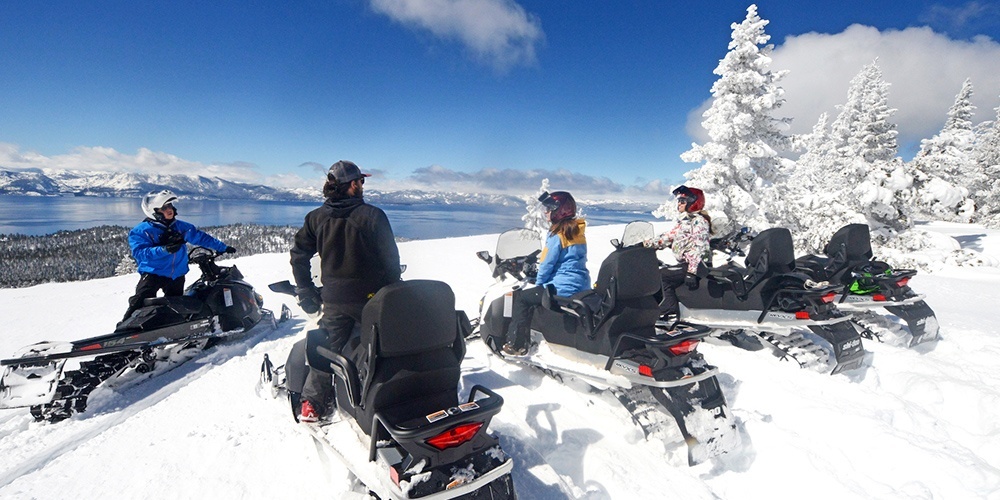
685,273,700,290
295,285,321,315
224,246,237,254
164,242,185,254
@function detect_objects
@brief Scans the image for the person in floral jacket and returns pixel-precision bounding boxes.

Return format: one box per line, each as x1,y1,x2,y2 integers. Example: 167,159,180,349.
646,185,712,322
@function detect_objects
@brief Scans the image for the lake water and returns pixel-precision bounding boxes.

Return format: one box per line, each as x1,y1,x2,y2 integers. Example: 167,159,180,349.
0,195,657,240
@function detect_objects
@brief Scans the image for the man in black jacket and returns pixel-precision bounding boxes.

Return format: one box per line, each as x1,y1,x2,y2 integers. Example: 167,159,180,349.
290,160,401,422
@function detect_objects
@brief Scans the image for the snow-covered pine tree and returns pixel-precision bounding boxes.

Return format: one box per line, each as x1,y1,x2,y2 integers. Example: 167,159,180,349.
522,178,552,239
778,61,911,253
678,4,791,235
973,99,1000,228
908,78,978,222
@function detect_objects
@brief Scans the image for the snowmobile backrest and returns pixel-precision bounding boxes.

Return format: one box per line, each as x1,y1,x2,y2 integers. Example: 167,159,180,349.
361,280,458,358
594,246,661,300
824,224,873,264
743,228,795,288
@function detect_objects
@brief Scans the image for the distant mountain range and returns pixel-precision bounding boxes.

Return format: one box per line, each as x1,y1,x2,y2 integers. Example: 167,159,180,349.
0,167,657,210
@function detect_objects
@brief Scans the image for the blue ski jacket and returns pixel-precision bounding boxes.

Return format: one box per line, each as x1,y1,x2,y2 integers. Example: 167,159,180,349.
128,219,229,279
535,219,591,297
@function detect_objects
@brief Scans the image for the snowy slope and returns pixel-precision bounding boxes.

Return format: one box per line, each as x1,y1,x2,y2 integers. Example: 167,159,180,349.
1,223,999,499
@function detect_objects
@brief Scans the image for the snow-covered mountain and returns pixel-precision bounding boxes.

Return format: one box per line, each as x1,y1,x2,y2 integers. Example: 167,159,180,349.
0,221,998,499
0,168,655,211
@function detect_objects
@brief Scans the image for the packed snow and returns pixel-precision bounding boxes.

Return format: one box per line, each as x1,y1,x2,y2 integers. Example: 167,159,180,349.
1,221,999,499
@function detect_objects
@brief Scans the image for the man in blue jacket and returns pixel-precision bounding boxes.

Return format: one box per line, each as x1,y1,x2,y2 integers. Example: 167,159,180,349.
120,190,235,323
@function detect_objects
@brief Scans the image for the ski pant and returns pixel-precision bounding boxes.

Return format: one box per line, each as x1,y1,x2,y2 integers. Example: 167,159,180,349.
505,286,544,349
122,273,185,323
659,266,687,317
302,302,363,416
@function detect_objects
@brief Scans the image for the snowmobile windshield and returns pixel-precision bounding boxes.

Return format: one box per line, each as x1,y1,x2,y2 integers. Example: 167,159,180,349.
621,221,655,248
496,229,543,261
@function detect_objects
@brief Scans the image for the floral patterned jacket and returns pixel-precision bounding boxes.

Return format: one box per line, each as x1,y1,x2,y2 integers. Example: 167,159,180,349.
647,212,711,274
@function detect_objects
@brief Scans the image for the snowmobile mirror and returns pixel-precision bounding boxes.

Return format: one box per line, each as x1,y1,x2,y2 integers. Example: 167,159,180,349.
268,280,297,296
400,264,407,274
476,251,493,264
610,238,621,249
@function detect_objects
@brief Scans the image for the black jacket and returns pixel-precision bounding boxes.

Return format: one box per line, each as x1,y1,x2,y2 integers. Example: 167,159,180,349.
290,197,401,307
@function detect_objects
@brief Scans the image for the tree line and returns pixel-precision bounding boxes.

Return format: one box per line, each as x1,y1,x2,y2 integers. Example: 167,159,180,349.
0,224,300,288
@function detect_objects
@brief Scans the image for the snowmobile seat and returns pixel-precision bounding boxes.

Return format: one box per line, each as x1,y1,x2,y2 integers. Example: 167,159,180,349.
532,245,661,355
143,295,208,316
348,280,466,436
742,227,796,294
825,223,873,263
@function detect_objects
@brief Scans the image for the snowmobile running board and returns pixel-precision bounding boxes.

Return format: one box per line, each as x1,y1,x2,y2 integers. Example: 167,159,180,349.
508,340,721,389
1,318,217,367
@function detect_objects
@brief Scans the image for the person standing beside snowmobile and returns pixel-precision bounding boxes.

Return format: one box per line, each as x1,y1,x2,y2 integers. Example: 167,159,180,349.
503,191,591,355
646,185,712,324
290,160,401,422
121,190,235,323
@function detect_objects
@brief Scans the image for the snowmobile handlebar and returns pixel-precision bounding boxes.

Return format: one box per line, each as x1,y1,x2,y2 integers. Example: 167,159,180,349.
489,249,541,281
710,227,755,261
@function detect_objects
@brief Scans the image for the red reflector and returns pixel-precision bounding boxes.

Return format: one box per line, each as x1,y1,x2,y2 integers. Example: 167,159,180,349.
896,278,910,287
80,344,103,351
425,422,484,450
389,465,400,487
638,364,653,377
795,311,810,320
821,292,836,303
872,294,887,302
668,339,699,356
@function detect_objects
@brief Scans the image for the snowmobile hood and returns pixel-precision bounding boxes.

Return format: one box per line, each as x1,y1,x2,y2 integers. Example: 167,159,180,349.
321,197,365,218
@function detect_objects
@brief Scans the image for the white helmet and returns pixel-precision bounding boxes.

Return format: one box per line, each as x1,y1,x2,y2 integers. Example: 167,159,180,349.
141,190,179,219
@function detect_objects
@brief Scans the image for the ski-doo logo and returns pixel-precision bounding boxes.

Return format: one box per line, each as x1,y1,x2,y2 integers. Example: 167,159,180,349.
842,338,861,351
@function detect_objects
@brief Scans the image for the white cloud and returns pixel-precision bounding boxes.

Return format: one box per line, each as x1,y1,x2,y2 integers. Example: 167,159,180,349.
369,0,543,72
685,25,1000,158
0,143,271,185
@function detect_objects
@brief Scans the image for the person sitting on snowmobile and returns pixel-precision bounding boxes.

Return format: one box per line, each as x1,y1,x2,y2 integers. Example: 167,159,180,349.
289,160,401,423
121,190,235,323
502,191,591,356
645,185,712,324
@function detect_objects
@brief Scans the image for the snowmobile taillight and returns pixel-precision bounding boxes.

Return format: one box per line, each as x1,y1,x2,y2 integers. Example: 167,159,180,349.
795,311,811,320
389,464,401,487
872,294,887,302
821,292,837,303
426,422,484,450
639,364,654,377
668,339,699,356
896,277,910,288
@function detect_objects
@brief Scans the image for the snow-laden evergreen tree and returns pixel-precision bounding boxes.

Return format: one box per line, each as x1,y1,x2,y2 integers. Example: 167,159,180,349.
777,61,912,253
677,4,791,235
908,78,979,222
522,178,552,240
973,100,1000,227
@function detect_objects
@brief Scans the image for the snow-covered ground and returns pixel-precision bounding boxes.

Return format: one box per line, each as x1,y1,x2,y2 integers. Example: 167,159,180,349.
1,221,999,499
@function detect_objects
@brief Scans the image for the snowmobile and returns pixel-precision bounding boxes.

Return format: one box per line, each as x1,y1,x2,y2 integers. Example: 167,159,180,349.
259,279,516,500
656,222,867,375
0,246,286,423
793,223,939,347
473,226,742,466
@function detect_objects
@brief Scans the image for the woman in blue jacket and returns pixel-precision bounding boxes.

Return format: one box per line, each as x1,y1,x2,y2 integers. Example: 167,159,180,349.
503,191,590,355
120,190,235,323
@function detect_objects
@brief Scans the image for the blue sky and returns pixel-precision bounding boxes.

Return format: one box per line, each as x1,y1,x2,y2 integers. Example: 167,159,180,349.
2,0,1000,201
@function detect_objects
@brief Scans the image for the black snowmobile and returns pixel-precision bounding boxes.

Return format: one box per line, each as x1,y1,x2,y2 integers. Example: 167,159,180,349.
794,223,940,347
658,222,867,375
0,246,285,423
260,279,516,500
474,226,742,466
